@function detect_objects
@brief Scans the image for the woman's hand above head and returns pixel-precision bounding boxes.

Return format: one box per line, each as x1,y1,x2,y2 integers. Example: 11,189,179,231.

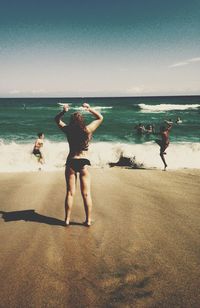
82,102,90,110
63,104,69,112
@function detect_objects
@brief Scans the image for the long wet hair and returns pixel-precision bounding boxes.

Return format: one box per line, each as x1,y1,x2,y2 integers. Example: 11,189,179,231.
67,112,90,152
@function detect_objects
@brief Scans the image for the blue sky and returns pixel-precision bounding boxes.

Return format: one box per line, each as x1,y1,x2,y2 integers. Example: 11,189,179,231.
0,0,200,97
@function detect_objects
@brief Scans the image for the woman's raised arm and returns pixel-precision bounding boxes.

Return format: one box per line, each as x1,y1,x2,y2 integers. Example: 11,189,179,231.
83,103,103,133
54,104,69,128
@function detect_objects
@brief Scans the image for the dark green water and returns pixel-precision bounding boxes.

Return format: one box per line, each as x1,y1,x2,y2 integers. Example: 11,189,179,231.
0,96,200,143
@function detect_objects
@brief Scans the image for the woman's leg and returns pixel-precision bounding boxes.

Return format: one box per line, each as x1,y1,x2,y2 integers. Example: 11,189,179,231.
160,145,168,170
80,167,93,226
65,167,77,225
155,139,162,147
160,152,167,170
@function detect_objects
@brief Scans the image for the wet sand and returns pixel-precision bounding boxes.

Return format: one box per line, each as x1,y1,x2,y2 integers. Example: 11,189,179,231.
0,168,200,307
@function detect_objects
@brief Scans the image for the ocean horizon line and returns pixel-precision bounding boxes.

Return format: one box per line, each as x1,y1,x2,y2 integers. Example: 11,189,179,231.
0,94,200,100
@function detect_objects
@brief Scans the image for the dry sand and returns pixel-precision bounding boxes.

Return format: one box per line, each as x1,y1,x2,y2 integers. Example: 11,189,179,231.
0,168,200,307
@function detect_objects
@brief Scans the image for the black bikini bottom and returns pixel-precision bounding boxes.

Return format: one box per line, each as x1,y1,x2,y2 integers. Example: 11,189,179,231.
33,148,42,157
66,158,91,173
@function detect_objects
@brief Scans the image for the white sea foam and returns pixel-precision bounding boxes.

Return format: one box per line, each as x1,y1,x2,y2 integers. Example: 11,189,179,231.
138,103,200,112
21,104,112,111
70,106,113,111
0,140,199,172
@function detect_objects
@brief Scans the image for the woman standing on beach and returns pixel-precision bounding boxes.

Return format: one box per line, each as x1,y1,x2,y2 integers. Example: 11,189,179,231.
55,103,103,226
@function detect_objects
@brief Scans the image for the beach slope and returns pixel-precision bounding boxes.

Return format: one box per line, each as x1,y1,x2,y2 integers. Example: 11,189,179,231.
0,168,200,307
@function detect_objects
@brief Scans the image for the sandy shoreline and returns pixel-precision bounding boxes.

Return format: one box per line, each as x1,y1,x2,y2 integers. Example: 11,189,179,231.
0,168,200,307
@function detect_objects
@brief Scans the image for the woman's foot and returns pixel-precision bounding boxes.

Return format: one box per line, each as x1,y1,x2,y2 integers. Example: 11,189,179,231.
64,219,70,227
83,220,94,227
163,164,167,171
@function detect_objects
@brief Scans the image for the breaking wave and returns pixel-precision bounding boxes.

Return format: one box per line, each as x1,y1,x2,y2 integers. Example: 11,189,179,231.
0,139,199,172
138,103,200,113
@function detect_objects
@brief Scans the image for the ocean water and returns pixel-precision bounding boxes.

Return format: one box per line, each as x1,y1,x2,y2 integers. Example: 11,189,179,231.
0,96,200,171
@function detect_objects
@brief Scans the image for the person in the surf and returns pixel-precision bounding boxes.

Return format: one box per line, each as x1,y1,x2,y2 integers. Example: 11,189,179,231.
135,123,146,134
176,117,182,124
32,132,45,165
155,121,173,171
145,124,155,134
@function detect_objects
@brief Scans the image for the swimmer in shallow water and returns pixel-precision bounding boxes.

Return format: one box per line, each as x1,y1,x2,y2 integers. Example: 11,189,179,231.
55,102,103,226
155,121,173,171
176,117,182,124
135,123,146,134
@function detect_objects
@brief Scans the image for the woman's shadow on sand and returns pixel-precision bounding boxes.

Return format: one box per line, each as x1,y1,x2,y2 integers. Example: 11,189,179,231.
0,210,83,227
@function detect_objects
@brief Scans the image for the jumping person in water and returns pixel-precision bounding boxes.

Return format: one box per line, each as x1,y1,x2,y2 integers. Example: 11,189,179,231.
155,121,173,171
55,103,103,226
32,132,45,165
